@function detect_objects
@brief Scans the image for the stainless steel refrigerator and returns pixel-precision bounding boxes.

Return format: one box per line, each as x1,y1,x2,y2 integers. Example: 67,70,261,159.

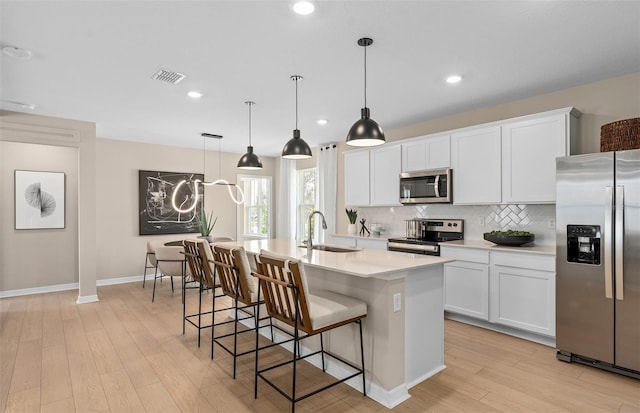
556,148,639,379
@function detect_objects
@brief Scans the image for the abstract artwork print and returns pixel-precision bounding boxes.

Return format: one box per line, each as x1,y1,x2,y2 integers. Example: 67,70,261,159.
15,170,65,229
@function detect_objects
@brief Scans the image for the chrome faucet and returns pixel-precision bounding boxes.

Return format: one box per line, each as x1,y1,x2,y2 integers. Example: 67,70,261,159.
307,210,328,254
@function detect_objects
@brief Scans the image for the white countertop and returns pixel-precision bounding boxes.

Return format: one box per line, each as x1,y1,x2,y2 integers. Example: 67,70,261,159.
220,238,453,279
441,239,556,255
330,233,402,241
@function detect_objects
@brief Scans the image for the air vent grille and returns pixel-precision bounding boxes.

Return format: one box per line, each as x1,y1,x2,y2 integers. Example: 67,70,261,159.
151,69,187,84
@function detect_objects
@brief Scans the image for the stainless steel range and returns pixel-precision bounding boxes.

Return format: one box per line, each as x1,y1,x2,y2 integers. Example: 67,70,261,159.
387,218,464,256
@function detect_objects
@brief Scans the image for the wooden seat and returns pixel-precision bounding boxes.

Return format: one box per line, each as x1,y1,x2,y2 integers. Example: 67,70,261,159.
209,245,274,378
253,252,367,412
182,239,222,347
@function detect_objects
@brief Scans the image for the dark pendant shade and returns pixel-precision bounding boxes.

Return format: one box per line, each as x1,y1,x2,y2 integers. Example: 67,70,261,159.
237,145,263,169
282,129,312,159
346,107,385,147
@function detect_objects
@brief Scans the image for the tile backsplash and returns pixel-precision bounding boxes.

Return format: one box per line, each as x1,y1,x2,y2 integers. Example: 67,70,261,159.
359,204,556,245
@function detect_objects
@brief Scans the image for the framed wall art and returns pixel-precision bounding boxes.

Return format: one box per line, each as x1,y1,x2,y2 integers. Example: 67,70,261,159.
15,170,66,230
139,170,204,235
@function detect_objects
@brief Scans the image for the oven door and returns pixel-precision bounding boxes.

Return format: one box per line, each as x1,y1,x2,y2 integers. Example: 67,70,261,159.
387,241,440,256
399,169,452,204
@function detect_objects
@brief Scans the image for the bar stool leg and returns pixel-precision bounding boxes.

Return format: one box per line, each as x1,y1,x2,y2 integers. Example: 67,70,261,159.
359,320,366,397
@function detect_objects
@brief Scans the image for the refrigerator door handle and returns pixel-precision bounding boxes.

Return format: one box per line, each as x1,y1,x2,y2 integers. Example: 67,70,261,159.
604,186,614,299
615,185,624,300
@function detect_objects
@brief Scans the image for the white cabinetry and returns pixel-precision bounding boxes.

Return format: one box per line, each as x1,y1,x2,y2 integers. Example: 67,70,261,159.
442,247,490,320
451,126,501,204
326,235,387,250
501,112,574,203
344,150,370,206
370,144,402,206
490,252,555,336
402,134,450,172
441,245,556,340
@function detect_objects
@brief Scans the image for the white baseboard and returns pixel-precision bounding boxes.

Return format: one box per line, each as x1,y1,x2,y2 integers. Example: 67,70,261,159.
0,274,152,299
0,282,79,299
76,294,99,304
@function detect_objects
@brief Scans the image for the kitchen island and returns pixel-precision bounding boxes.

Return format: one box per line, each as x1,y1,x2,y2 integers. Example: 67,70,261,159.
221,239,453,408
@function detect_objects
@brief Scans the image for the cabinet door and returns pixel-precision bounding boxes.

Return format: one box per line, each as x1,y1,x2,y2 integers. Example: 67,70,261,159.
370,144,402,206
425,134,451,169
402,135,451,172
402,139,428,172
451,126,501,204
490,265,555,336
444,261,489,320
344,150,370,206
502,114,567,203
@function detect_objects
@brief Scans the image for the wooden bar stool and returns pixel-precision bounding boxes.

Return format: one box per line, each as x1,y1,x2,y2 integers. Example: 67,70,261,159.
253,252,367,413
209,245,274,378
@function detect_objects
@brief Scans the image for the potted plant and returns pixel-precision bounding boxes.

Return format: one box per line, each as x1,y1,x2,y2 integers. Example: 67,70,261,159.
345,208,358,235
198,209,218,243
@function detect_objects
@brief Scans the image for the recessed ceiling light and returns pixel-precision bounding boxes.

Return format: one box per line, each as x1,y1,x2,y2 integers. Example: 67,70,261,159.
446,75,462,84
1,99,36,109
317,119,328,125
2,46,33,60
188,91,203,98
293,1,315,15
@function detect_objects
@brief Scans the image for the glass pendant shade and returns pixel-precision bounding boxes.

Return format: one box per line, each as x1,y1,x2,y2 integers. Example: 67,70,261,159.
282,129,312,159
346,107,385,147
346,37,385,147
282,75,312,159
238,100,263,169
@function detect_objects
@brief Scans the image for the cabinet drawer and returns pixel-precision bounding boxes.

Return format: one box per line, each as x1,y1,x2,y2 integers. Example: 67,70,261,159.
491,251,554,272
440,247,489,264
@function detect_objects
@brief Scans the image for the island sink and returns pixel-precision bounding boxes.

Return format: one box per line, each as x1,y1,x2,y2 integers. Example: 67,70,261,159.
298,244,360,253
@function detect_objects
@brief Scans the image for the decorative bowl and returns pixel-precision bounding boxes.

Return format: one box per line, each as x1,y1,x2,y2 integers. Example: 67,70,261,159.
483,232,535,246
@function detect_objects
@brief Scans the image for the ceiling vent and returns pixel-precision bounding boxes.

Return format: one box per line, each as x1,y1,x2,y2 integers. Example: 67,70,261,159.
151,69,187,84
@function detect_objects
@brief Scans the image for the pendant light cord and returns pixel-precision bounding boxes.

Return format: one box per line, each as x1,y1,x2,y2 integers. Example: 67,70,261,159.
248,103,252,146
364,43,367,108
295,77,299,130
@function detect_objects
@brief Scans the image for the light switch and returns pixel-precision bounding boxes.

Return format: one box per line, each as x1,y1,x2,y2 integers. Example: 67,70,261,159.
393,293,401,312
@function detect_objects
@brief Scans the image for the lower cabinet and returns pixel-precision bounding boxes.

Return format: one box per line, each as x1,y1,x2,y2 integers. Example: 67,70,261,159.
326,235,387,250
490,252,555,336
441,246,555,338
444,261,489,320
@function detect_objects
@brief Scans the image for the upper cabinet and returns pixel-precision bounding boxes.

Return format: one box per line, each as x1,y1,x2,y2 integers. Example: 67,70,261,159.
344,150,370,206
501,112,576,203
451,107,580,205
344,144,402,207
402,134,450,172
370,144,402,206
451,126,502,204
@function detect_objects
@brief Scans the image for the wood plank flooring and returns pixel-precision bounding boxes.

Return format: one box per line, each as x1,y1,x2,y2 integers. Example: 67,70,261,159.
1,281,638,412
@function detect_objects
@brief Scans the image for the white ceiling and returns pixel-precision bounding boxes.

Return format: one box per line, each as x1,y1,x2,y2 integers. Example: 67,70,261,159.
1,1,639,157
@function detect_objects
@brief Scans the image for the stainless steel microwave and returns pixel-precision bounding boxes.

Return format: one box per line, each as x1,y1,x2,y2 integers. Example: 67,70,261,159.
399,168,452,204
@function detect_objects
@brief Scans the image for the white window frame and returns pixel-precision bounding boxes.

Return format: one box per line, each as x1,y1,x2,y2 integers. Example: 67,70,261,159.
237,174,272,240
296,167,318,242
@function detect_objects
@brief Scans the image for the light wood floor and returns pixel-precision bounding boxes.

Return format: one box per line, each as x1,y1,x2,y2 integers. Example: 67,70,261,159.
1,281,639,413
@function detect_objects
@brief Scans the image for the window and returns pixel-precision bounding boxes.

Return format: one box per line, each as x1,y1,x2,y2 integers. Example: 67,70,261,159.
296,168,317,241
238,175,272,239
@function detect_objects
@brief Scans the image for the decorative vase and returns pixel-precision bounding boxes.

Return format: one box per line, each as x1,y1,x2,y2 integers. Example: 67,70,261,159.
198,235,214,243
347,223,357,235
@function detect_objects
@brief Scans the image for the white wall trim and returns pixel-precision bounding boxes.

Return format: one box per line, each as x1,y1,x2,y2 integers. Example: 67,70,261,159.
0,274,153,299
76,294,99,304
0,282,79,299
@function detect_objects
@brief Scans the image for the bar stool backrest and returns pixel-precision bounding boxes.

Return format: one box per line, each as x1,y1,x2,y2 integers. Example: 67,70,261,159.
212,245,257,305
183,239,214,288
255,253,313,335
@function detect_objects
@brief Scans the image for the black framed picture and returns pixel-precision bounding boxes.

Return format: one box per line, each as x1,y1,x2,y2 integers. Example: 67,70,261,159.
138,170,203,235
15,170,66,230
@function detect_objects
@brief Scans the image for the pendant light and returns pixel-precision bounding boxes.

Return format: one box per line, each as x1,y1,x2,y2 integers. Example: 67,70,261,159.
282,75,312,159
346,37,386,147
237,101,263,170
171,134,245,213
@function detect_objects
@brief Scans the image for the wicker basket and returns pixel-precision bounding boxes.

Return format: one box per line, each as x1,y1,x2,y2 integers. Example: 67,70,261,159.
600,117,640,152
